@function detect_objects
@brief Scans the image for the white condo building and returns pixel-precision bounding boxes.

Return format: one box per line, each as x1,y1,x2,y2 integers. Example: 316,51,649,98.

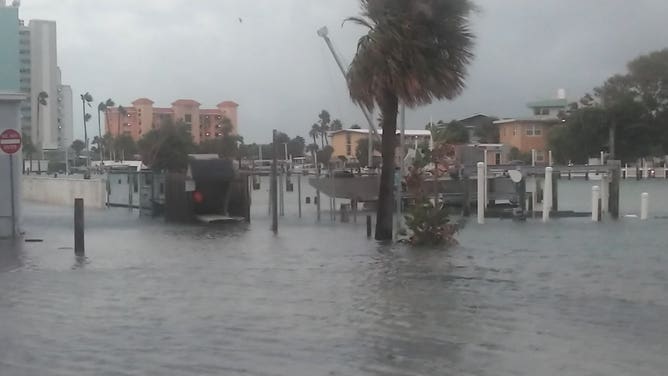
18,16,73,151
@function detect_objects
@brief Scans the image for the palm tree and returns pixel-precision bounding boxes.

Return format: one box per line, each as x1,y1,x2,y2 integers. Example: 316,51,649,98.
318,110,331,147
117,105,127,136
102,133,115,160
34,91,48,173
306,143,320,164
220,117,244,159
104,99,115,134
346,0,475,240
309,123,320,146
97,99,114,161
70,139,86,166
80,92,94,176
331,119,343,131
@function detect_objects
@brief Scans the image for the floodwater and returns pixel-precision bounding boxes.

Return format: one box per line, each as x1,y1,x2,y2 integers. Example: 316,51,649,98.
1,179,667,375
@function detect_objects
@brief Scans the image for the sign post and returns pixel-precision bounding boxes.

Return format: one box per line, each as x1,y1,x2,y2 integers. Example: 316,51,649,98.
1,129,22,238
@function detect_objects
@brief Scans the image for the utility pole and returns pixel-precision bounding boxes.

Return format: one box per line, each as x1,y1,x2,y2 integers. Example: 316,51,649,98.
317,26,380,168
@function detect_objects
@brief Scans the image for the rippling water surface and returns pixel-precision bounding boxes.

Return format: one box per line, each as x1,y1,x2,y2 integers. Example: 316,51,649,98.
1,179,667,375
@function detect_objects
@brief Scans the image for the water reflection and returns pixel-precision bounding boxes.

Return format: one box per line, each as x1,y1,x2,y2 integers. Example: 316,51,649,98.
0,239,23,272
1,196,668,375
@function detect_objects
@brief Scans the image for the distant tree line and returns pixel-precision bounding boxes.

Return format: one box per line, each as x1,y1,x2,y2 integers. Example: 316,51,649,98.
550,48,668,164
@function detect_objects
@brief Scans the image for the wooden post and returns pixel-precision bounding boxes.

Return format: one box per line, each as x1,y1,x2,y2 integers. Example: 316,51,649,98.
366,215,372,238
128,173,133,210
340,203,350,223
462,172,471,217
245,175,251,223
518,176,527,218
74,198,85,256
316,166,321,222
532,178,538,219
608,161,621,220
551,170,559,214
279,172,285,217
600,175,609,213
352,199,357,223
297,173,302,218
271,130,278,234
477,162,485,224
641,193,649,220
543,167,553,222
592,186,600,222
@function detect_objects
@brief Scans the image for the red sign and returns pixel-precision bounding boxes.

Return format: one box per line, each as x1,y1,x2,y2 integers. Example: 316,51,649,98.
0,129,22,155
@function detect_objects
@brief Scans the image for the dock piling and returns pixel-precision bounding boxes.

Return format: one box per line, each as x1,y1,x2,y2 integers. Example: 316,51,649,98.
297,173,302,218
592,186,601,222
641,192,649,220
477,162,485,224
271,130,278,234
543,167,553,222
609,161,621,219
74,198,85,256
551,169,559,214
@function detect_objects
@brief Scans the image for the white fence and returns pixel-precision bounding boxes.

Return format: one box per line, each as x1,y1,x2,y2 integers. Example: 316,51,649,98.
22,176,107,209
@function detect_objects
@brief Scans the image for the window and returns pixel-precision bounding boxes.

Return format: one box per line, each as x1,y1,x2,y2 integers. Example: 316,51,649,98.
526,125,542,136
534,108,541,116
512,127,517,136
495,153,501,165
184,114,192,123
345,133,353,156
525,126,534,136
536,150,545,162
541,108,550,115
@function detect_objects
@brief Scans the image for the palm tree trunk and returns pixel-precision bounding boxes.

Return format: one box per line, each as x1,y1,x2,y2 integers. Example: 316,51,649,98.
35,106,39,174
609,117,616,160
36,106,42,174
375,91,399,240
97,110,103,162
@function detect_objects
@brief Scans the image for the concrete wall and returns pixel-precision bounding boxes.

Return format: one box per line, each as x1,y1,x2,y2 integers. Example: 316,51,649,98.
22,176,107,209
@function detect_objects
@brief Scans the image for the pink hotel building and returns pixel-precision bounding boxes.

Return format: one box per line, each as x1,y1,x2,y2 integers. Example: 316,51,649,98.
105,98,239,144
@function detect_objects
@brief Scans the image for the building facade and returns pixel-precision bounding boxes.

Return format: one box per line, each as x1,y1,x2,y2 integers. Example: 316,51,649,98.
57,84,73,150
329,128,432,162
495,95,568,164
0,2,20,91
16,13,73,151
105,99,239,144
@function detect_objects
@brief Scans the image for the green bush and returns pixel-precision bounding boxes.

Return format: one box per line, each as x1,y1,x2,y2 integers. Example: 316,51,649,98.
404,199,458,246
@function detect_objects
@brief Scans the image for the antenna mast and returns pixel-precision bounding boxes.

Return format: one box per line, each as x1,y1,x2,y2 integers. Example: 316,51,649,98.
317,26,380,167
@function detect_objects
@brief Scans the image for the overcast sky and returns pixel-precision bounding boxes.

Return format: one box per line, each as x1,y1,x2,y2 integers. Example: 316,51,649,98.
18,0,668,143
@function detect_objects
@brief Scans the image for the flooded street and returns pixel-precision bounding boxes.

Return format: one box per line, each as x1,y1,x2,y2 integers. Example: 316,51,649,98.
1,180,668,375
